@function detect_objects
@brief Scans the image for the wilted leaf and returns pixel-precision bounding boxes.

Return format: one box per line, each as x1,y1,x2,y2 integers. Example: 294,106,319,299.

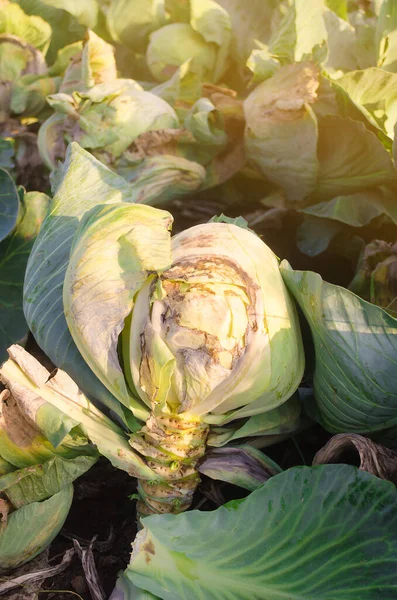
199,444,281,490
0,345,157,478
0,485,73,572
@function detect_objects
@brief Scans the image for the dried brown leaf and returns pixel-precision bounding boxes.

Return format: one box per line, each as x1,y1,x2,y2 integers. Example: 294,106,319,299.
313,433,397,485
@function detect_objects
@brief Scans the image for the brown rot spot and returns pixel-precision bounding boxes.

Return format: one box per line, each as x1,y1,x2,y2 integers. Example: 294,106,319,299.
143,540,156,563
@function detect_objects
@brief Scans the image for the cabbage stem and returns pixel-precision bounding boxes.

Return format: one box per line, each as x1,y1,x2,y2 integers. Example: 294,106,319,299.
130,413,209,516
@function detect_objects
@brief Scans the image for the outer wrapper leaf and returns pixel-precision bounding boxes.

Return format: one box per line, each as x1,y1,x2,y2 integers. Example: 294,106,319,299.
0,455,96,507
0,189,50,361
280,261,397,433
14,0,92,61
246,48,280,86
59,30,117,94
0,138,14,170
10,73,59,117
24,144,140,422
63,203,173,420
377,0,397,72
146,23,218,83
26,0,98,28
110,572,159,600
116,155,206,206
150,61,202,119
269,0,327,63
315,115,397,200
126,465,397,600
244,62,320,203
0,485,73,572
206,392,302,444
337,68,397,138
0,167,19,242
300,187,397,228
0,34,47,86
325,0,347,20
40,81,179,169
189,0,231,82
323,8,358,73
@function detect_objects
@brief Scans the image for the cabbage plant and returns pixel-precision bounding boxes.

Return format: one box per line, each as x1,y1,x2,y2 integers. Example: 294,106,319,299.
36,30,243,204
11,143,305,517
0,346,98,570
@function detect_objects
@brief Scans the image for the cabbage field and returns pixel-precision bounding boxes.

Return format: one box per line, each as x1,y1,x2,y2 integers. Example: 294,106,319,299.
1,0,397,598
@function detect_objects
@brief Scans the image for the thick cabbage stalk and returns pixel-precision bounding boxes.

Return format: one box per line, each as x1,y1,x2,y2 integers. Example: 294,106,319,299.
63,206,304,515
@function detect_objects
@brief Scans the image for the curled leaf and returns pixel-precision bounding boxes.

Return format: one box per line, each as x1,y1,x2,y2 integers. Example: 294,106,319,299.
198,444,281,491
313,433,397,485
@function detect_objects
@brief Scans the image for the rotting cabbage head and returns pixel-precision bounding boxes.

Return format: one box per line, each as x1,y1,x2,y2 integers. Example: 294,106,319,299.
0,35,49,120
38,80,180,170
128,222,305,422
62,202,305,425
